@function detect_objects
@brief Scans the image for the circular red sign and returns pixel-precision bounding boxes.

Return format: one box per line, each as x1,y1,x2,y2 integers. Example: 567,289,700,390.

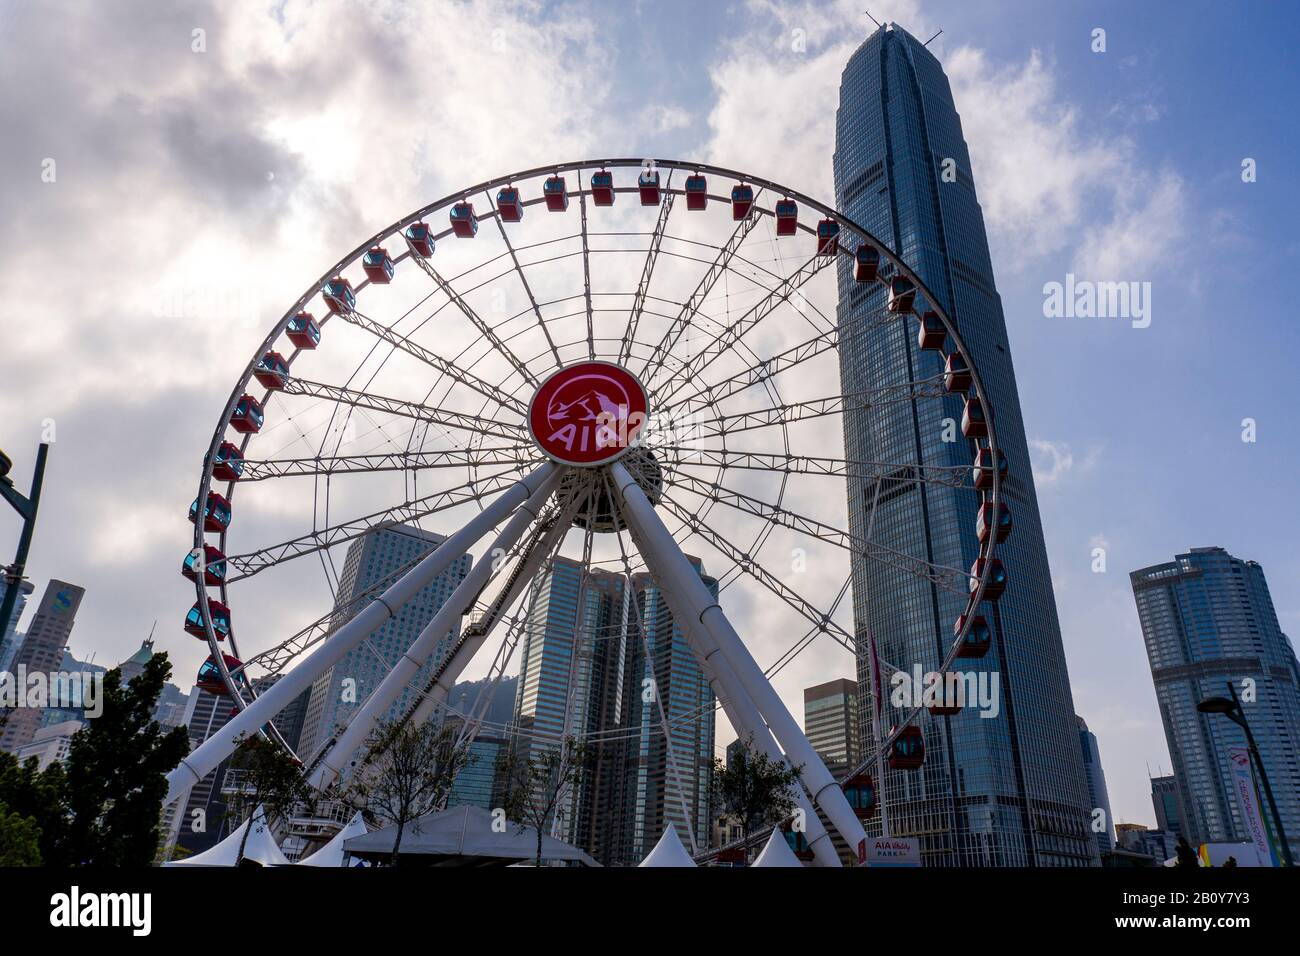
527,361,650,466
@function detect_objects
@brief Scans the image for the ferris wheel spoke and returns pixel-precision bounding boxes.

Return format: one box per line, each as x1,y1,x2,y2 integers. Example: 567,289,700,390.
637,201,765,385
653,252,836,405
281,377,528,444
667,472,970,597
483,191,564,370
340,307,528,416
578,176,597,361
677,384,943,442
238,444,538,481
660,447,969,487
653,493,857,655
406,252,539,388
618,187,677,367
225,465,530,581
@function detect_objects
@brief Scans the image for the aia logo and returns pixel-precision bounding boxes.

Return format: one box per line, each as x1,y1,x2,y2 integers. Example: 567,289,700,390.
528,362,649,466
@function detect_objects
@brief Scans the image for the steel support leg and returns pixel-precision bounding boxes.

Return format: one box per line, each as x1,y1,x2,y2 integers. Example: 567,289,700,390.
163,461,557,806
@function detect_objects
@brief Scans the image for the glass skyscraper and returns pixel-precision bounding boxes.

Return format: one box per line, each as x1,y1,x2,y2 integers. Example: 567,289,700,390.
833,23,1094,865
1131,546,1300,859
1076,715,1115,855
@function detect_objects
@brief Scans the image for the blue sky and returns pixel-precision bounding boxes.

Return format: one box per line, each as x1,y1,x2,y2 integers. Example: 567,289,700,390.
1,0,1296,833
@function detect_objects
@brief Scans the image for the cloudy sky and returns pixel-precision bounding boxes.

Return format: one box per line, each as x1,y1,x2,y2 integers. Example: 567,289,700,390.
1,0,1297,832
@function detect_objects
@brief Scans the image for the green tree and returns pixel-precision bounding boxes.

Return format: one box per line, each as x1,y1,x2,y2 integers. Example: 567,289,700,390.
712,737,803,857
0,802,42,865
61,653,190,866
0,751,68,864
226,732,312,865
351,719,469,866
501,736,588,867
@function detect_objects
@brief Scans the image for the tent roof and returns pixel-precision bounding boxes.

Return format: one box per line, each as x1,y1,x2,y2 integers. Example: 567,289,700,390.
342,805,596,866
165,805,289,867
752,829,804,867
296,811,368,867
638,823,697,867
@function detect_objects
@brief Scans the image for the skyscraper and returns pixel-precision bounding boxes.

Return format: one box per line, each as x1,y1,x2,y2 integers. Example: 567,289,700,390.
833,23,1095,865
804,678,859,774
0,580,85,754
1150,774,1185,840
297,522,472,768
0,577,34,674
1131,546,1300,858
1076,715,1115,855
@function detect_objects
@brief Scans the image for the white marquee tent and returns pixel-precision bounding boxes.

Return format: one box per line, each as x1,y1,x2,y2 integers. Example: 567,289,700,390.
752,829,804,867
165,805,290,867
296,811,368,867
638,823,697,867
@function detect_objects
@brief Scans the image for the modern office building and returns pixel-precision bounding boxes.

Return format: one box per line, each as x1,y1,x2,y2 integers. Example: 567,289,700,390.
832,22,1095,865
1077,715,1115,855
0,578,34,673
297,522,472,769
805,678,859,774
1150,774,1185,839
0,580,85,754
446,734,509,812
1131,546,1300,859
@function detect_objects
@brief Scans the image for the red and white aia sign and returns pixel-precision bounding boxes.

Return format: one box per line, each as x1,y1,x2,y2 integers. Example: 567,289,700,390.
527,361,649,466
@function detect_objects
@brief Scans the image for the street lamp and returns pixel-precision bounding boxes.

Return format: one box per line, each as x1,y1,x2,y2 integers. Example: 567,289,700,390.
0,443,50,643
1197,681,1294,866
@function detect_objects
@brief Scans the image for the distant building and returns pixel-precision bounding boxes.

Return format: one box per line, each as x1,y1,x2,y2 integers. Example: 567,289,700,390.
1131,546,1300,859
1114,822,1176,864
1077,715,1115,854
0,578,34,673
446,734,509,812
805,678,858,774
1150,774,1184,839
14,719,82,771
0,580,85,754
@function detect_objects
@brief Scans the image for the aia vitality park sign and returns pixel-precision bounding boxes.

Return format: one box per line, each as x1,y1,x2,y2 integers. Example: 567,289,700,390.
527,361,650,466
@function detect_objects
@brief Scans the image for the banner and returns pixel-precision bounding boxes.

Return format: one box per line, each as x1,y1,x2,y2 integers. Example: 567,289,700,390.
1228,747,1279,867
865,836,920,867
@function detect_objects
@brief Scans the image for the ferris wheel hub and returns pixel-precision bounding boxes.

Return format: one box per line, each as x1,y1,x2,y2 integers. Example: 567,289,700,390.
527,360,649,467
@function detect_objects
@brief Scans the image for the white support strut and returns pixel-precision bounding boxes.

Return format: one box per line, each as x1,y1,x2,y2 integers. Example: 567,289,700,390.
310,468,562,788
163,461,557,807
611,463,852,868
611,461,868,864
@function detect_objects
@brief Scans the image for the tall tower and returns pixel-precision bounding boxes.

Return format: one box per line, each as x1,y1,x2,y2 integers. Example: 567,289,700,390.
0,580,85,754
1076,715,1115,855
833,23,1094,865
0,578,34,673
1131,546,1300,858
805,678,859,774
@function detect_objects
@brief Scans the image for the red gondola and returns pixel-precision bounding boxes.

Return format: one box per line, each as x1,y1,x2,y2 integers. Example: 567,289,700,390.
450,201,477,238
917,311,945,351
685,173,708,211
590,170,615,206
955,614,992,659
362,246,395,284
889,726,925,770
944,352,971,393
855,244,880,282
212,441,244,482
976,501,1013,544
286,311,321,350
253,351,290,390
404,221,435,257
323,277,356,314
638,169,661,206
189,492,231,533
230,394,264,435
182,545,227,586
185,600,231,641
816,218,840,255
843,773,877,819
969,559,1008,601
972,448,1008,491
731,183,754,220
961,397,987,438
775,198,798,236
888,275,915,314
197,653,247,696
543,176,568,212
497,186,524,222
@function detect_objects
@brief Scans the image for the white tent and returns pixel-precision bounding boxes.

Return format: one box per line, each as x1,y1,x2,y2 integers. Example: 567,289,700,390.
296,812,368,867
752,829,803,867
638,823,697,867
165,805,290,867
342,805,597,866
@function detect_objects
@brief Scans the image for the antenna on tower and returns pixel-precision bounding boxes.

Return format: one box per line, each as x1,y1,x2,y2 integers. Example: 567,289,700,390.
923,29,943,47
864,8,883,29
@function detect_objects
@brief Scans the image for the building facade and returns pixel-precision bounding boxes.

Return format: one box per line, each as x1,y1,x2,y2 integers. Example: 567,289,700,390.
805,678,859,774
297,522,472,769
1077,715,1115,855
0,580,85,754
0,578,34,674
833,23,1095,865
1150,774,1185,839
1131,546,1300,859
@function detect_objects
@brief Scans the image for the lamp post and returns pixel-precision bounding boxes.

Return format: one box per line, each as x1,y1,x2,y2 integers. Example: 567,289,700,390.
1197,681,1294,866
0,443,49,643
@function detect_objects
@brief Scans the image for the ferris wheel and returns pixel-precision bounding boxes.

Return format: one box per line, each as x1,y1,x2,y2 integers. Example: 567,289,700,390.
169,159,1007,867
